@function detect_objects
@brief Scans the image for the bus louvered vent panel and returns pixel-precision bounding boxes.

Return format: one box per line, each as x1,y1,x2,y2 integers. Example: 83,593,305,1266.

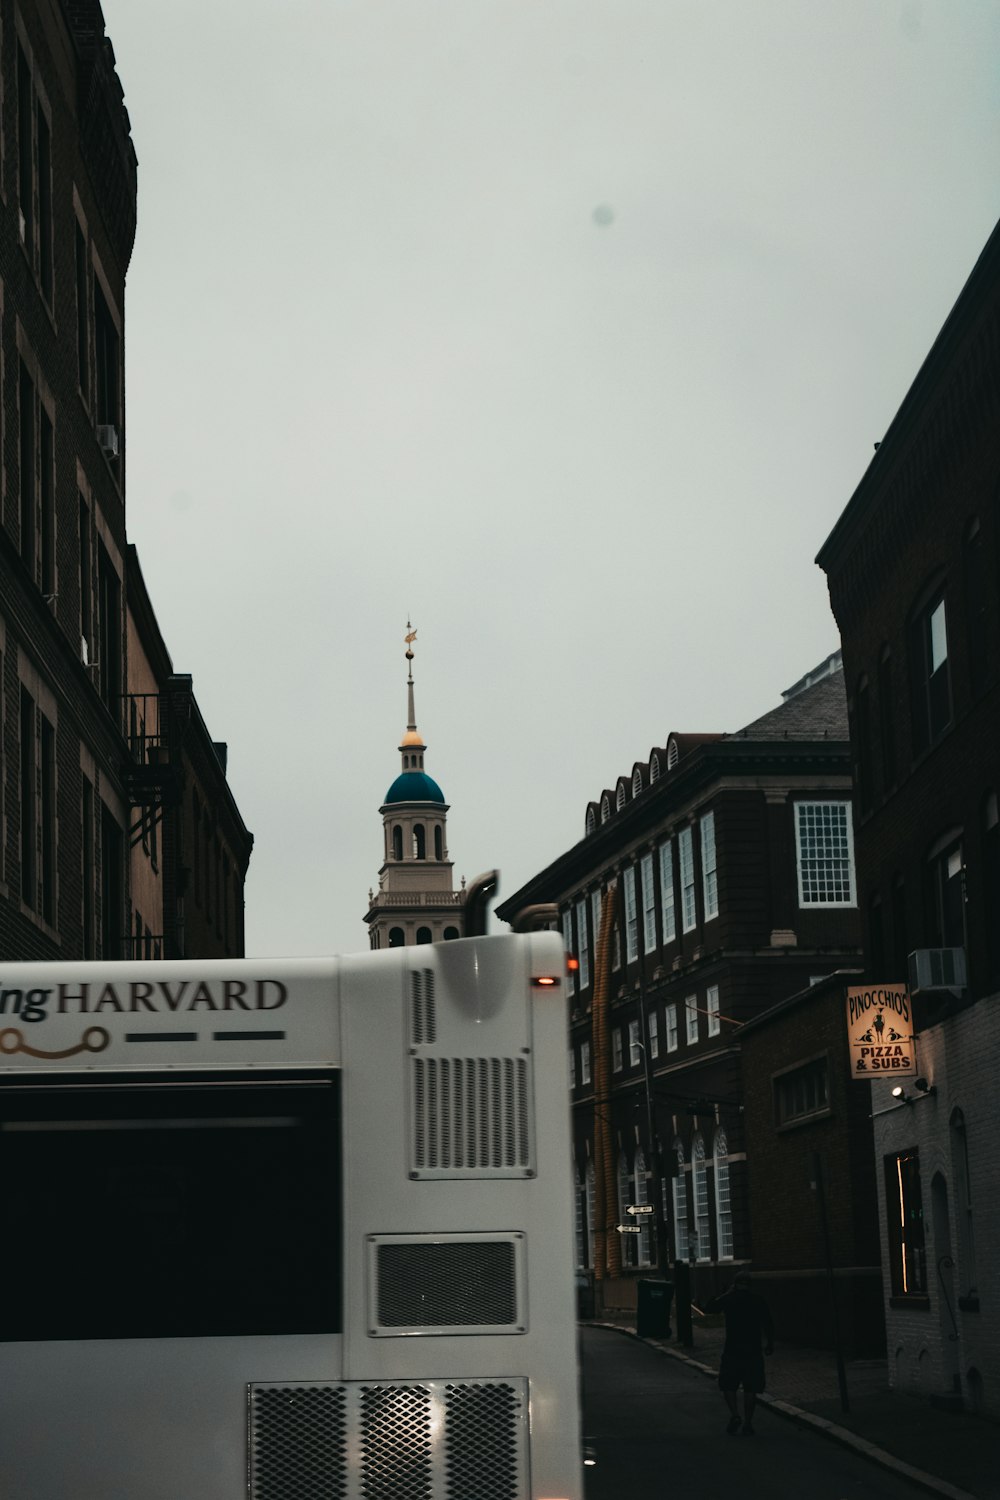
410,968,437,1045
412,1055,531,1176
249,1384,347,1500
249,1379,526,1500
377,1240,517,1327
444,1384,521,1500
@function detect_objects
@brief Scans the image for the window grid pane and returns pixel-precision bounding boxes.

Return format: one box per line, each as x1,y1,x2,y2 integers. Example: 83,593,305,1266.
679,827,696,931
641,852,657,953
706,984,720,1038
685,994,699,1045
666,1004,678,1052
692,1136,710,1260
659,840,676,942
700,811,718,921
648,1011,659,1059
715,1133,734,1260
796,802,856,906
576,897,590,990
673,1143,688,1260
624,866,639,963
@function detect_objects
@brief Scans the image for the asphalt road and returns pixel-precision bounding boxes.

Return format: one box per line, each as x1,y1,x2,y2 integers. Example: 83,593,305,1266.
580,1326,930,1500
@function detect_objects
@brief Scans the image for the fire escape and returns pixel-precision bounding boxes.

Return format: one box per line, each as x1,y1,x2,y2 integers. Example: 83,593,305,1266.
122,690,182,849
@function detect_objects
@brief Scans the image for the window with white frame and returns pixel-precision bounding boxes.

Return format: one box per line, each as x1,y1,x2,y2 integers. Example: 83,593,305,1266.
591,888,603,954
795,801,856,907
672,1140,688,1260
685,994,699,1045
650,753,661,783
628,1019,641,1068
679,826,697,931
586,1161,596,1269
617,1152,636,1267
574,1168,586,1269
612,1028,623,1072
623,865,639,963
641,852,657,953
616,781,627,812
632,766,643,798
576,897,590,989
700,810,718,921
585,805,596,836
714,1128,734,1260
648,1011,659,1058
659,839,676,942
634,1149,652,1266
569,1047,576,1089
601,795,611,824
692,1134,710,1260
665,1003,678,1052
706,984,720,1038
580,1041,591,1086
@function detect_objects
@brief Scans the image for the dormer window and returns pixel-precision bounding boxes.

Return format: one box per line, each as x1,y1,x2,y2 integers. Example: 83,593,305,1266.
601,795,611,824
585,805,597,836
632,766,643,798
616,782,627,812
650,753,660,783
667,737,679,769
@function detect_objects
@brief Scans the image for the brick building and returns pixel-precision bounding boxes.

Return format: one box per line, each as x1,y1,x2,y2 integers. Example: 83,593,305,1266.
1,1,251,964
497,657,862,1315
737,974,884,1354
817,218,1000,1413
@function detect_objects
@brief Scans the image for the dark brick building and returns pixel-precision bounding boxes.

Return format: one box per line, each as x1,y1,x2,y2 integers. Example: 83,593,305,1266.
817,218,1000,1413
497,657,862,1315
1,1,251,964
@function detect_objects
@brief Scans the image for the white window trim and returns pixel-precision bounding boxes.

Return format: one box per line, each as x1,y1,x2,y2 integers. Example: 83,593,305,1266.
640,851,657,953
679,826,697,932
794,800,857,908
659,839,676,942
576,896,590,990
685,993,699,1045
580,1040,591,1086
706,983,720,1038
628,1018,641,1068
648,1011,659,1059
612,1028,623,1073
623,865,639,964
700,810,718,922
665,1002,678,1053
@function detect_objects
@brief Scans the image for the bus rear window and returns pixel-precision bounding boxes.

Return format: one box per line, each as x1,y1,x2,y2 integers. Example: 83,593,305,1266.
0,1076,340,1342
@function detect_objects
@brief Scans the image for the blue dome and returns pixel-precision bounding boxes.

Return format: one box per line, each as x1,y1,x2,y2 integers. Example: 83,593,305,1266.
384,770,445,805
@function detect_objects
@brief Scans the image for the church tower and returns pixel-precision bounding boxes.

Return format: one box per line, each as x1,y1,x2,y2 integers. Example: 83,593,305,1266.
365,629,465,948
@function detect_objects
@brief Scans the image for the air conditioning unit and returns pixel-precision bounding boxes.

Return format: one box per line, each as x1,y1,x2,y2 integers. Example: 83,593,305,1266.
908,948,967,998
97,424,119,458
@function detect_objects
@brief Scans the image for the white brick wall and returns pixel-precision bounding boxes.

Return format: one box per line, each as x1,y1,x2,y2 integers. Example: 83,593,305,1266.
873,992,1000,1415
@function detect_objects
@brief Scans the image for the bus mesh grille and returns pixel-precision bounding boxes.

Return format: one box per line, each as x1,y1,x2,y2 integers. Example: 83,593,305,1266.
376,1240,517,1327
412,1056,529,1174
444,1383,521,1500
250,1384,347,1499
249,1379,524,1500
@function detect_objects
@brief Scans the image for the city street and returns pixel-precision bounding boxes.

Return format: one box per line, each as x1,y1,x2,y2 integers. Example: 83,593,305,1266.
581,1327,933,1500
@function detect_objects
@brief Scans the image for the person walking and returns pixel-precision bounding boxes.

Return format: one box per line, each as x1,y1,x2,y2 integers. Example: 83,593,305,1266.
705,1271,774,1436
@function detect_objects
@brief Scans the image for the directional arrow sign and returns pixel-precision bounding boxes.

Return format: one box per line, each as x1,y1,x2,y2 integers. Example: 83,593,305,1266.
626,1204,654,1216
616,1224,642,1234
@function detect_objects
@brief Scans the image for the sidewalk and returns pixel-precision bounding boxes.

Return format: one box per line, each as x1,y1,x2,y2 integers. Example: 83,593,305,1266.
590,1314,1000,1500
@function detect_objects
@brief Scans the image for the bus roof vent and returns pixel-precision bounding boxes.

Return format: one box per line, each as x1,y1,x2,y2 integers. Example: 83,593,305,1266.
411,1055,532,1178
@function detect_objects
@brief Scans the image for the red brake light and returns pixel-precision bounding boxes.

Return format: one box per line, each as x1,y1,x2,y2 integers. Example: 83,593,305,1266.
532,976,561,987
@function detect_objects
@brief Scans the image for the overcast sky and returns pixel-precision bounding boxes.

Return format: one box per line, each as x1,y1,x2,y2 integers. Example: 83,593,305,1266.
99,0,1000,957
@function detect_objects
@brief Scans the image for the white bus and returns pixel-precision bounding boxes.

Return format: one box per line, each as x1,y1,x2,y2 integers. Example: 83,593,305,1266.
0,929,581,1500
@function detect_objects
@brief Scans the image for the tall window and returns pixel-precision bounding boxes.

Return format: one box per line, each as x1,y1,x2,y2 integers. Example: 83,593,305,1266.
700,811,718,920
648,1011,659,1059
392,824,402,860
678,826,696,931
692,1134,710,1261
640,852,656,952
795,801,856,907
878,647,896,789
672,1141,689,1260
659,839,676,942
617,1153,636,1268
562,908,575,993
612,1028,623,1073
568,1047,576,1090
706,984,720,1038
591,888,603,956
925,834,965,949
586,1162,596,1269
580,1041,591,1086
714,1130,734,1260
574,1168,586,1269
634,1150,652,1267
576,897,590,989
434,825,443,860
910,592,951,753
623,865,639,963
412,823,425,859
885,1148,926,1297
628,1019,641,1068
665,1003,678,1053
685,993,699,1045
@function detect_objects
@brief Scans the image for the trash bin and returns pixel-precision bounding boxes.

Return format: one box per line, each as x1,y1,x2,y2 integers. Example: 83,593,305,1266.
636,1279,673,1338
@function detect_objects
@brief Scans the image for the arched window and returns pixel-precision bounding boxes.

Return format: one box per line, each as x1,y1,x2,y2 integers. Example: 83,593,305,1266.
672,1139,689,1261
389,927,405,948
585,805,596,836
392,825,403,860
667,737,679,769
714,1129,734,1260
413,824,426,859
616,781,627,811
600,795,611,825
416,926,432,944
650,753,661,783
634,1149,652,1266
434,825,443,860
691,1133,710,1261
617,1152,636,1268
443,925,460,941
632,766,643,798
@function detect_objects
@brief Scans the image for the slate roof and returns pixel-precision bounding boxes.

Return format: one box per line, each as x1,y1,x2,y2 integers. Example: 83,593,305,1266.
726,669,848,741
